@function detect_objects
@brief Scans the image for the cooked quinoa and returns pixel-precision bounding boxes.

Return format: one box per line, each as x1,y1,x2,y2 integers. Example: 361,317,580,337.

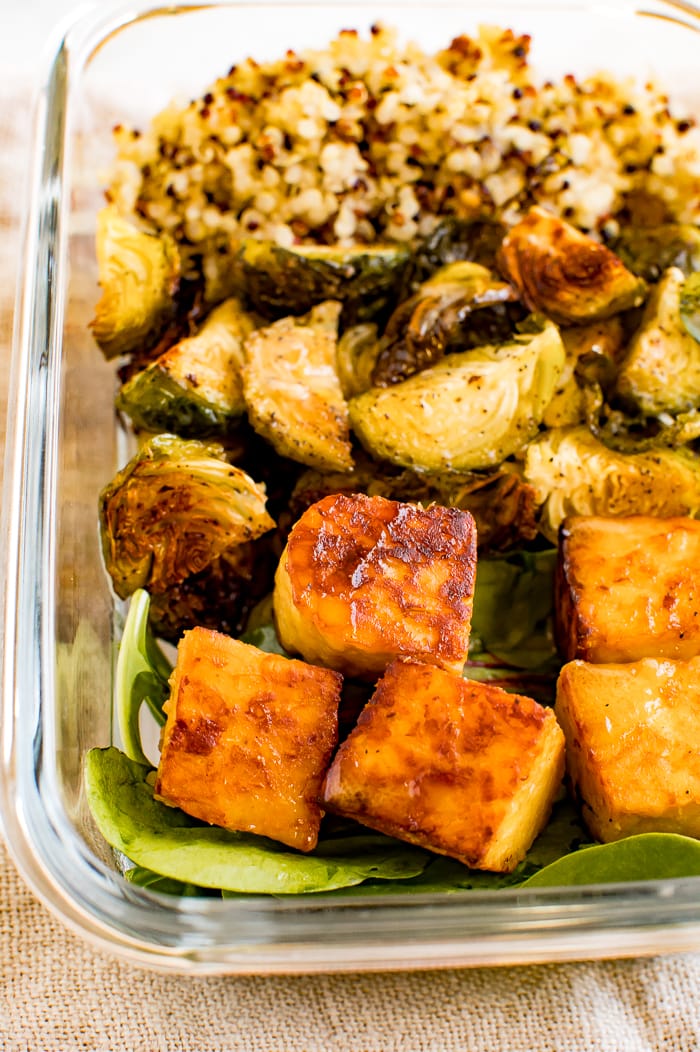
108,23,700,288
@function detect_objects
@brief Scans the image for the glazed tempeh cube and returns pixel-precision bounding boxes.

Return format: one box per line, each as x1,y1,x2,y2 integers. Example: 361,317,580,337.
556,657,700,842
556,515,700,663
321,659,565,872
154,627,342,851
273,492,477,680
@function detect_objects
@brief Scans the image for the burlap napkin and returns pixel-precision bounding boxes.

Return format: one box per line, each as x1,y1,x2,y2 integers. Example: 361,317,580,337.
4,837,700,1051
2,46,700,1052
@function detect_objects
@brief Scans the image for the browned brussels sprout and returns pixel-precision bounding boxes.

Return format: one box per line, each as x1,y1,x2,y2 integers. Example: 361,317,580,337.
410,216,508,282
611,224,700,282
618,267,700,414
115,298,257,437
242,301,354,472
350,320,565,473
146,540,276,643
524,426,700,540
99,433,275,599
371,261,522,386
497,206,646,324
90,206,181,359
236,240,411,321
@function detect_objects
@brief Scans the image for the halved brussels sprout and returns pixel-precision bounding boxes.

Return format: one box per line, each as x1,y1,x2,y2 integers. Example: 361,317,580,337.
115,298,257,436
611,224,700,282
524,425,700,540
617,267,700,414
497,206,646,324
242,300,353,472
99,433,275,599
371,261,522,386
542,317,624,429
146,541,275,643
349,320,565,473
236,240,411,321
411,217,508,282
91,206,181,359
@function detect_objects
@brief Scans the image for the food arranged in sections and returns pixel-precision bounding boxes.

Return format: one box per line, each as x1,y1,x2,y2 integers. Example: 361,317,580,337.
86,24,700,895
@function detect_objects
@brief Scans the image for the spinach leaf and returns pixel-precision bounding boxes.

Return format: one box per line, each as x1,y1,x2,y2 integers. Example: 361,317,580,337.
115,590,172,765
85,747,429,894
522,832,700,887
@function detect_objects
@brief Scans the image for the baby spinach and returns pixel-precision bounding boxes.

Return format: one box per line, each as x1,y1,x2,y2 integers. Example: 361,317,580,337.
85,747,430,894
522,833,700,887
115,589,171,765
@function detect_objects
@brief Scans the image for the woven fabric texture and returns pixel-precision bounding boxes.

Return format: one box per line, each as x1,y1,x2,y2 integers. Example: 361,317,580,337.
3,838,700,1052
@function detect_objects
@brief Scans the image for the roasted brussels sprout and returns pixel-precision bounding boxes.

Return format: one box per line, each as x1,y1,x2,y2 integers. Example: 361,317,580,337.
524,425,700,540
90,206,181,359
116,298,257,436
99,433,275,599
242,300,353,472
147,540,276,642
371,262,522,386
611,224,700,282
617,267,700,414
335,323,380,399
236,240,411,321
410,217,508,282
542,317,625,429
349,320,565,473
497,206,646,324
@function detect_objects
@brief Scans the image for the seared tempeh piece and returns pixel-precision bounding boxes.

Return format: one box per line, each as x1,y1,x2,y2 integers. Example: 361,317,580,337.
322,659,565,873
273,492,477,679
556,515,700,663
556,657,700,843
154,627,341,851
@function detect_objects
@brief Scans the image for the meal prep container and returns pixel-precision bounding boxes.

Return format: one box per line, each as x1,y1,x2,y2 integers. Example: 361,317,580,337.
4,0,700,975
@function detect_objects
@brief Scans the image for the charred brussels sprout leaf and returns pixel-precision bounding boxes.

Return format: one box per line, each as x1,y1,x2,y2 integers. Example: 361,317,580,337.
618,267,700,414
242,300,354,472
99,433,275,599
524,425,700,540
349,319,565,473
612,224,700,282
91,206,180,359
371,261,522,386
116,298,258,436
498,206,646,324
236,240,411,321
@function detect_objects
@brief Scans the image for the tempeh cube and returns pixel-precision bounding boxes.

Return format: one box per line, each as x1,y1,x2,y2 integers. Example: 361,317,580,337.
556,515,700,663
321,659,565,873
273,492,477,680
556,657,700,842
154,627,341,851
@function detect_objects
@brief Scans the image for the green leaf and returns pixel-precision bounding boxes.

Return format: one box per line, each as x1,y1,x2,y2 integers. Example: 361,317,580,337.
124,865,215,897
521,832,700,887
316,797,591,896
115,590,172,765
238,622,290,657
84,747,429,894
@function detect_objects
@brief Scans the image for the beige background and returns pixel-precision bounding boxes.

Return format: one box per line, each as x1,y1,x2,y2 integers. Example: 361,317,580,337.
3,2,700,1049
